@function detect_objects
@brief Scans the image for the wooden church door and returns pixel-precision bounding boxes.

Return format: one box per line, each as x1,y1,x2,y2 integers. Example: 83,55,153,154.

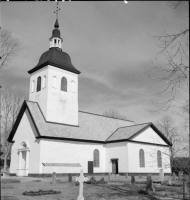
111,159,118,174
88,161,93,174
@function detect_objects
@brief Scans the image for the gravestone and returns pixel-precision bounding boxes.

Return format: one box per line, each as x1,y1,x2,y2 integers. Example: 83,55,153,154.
68,174,72,182
182,179,187,199
167,176,172,185
178,171,183,181
171,172,177,181
158,169,164,183
116,174,120,182
131,175,135,185
146,174,155,195
52,172,56,184
108,173,111,182
75,170,88,200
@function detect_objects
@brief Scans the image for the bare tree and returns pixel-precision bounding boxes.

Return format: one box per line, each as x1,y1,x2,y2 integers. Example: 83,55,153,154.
0,28,22,76
149,1,189,112
103,108,129,120
156,116,184,159
0,87,26,172
156,115,189,181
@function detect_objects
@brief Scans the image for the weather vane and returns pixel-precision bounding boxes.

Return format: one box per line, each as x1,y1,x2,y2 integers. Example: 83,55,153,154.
54,2,61,20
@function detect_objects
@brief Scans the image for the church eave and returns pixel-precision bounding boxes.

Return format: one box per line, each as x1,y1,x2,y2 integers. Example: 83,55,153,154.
106,139,171,147
35,136,105,144
34,136,171,147
28,61,81,75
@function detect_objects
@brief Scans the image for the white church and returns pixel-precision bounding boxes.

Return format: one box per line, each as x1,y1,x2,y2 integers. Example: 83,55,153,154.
8,15,172,177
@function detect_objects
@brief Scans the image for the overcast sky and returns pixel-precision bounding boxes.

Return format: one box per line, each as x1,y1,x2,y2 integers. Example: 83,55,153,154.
0,1,188,125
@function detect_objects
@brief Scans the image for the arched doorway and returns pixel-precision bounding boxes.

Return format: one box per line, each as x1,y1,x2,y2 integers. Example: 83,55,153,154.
17,142,30,176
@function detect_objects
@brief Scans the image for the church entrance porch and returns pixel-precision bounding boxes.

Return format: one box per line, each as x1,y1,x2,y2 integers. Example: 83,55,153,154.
17,142,30,176
111,159,118,174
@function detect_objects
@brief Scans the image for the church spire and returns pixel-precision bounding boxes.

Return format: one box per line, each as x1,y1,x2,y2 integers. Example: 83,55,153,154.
54,19,59,29
54,2,60,28
49,2,62,49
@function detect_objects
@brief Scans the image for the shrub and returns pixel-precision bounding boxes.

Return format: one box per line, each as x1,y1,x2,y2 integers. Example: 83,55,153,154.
23,189,61,196
2,179,21,184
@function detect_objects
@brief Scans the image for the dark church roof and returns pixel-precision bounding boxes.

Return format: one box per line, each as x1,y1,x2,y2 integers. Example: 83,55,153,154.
28,48,81,74
7,101,172,147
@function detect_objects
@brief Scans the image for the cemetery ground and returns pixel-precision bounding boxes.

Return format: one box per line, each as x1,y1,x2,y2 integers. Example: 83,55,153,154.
1,174,189,200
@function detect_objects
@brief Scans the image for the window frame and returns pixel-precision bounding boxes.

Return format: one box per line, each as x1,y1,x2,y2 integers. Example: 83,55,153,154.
31,80,35,93
53,76,57,88
71,80,75,93
61,77,67,92
93,149,100,167
42,75,46,89
139,149,145,168
157,150,162,168
36,76,41,92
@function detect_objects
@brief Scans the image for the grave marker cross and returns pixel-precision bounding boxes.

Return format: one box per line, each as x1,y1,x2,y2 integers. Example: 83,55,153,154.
75,169,88,200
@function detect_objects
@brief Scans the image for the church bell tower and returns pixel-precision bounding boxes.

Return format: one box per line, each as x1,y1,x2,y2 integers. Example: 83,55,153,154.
28,3,81,126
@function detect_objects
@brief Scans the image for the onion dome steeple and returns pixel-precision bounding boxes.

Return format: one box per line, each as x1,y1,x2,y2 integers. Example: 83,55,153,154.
49,2,63,50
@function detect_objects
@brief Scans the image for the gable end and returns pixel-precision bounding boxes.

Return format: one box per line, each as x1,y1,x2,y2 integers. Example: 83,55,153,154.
7,101,41,143
128,123,172,146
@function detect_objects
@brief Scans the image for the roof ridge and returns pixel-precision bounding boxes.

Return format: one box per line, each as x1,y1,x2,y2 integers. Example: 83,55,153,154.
118,122,151,129
105,127,120,142
79,110,134,122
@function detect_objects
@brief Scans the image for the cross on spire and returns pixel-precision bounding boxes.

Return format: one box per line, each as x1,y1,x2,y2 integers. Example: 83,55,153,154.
54,2,60,28
54,2,61,20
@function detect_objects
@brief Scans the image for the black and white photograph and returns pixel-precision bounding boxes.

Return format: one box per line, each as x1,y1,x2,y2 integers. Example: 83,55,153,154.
0,1,189,200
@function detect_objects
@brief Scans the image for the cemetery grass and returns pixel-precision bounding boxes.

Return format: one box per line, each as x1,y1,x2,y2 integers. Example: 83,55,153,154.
1,176,189,200
1,177,148,200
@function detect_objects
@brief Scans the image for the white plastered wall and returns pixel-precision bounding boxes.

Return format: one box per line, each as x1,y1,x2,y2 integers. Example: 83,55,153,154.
29,66,48,119
128,127,171,173
10,110,41,174
39,139,105,174
133,127,168,145
29,65,79,126
46,66,78,126
105,142,128,173
127,142,171,173
43,166,82,174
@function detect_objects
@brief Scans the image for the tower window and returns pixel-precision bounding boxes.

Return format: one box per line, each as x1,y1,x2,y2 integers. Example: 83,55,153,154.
54,39,56,44
61,77,67,92
42,76,46,88
71,80,75,93
31,80,35,93
53,76,57,88
37,76,41,92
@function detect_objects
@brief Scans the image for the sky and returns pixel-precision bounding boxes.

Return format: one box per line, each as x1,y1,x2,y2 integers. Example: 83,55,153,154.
0,1,189,125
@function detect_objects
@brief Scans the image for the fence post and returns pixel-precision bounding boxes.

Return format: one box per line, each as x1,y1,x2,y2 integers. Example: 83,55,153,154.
182,179,186,200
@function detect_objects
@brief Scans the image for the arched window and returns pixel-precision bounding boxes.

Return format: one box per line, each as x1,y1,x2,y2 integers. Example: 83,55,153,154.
157,150,162,168
42,76,46,88
37,76,41,92
61,77,67,92
94,149,99,167
31,80,35,93
53,76,57,88
71,80,75,93
139,149,145,167
21,142,27,148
